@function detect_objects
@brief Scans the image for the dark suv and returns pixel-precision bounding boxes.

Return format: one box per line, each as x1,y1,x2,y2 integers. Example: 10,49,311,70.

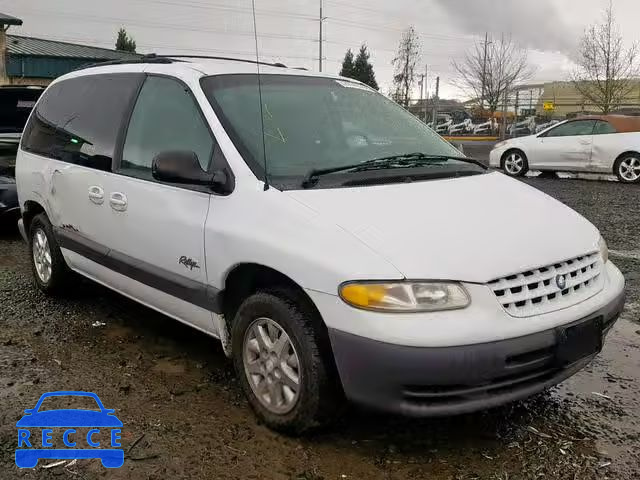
0,86,43,226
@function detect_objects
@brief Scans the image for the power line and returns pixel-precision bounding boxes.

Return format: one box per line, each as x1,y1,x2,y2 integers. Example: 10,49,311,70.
18,33,321,63
327,18,474,43
9,8,467,63
324,0,405,19
131,0,316,21
7,8,318,43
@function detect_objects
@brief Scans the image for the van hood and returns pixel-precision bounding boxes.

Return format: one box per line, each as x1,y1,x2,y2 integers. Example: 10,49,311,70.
286,172,600,283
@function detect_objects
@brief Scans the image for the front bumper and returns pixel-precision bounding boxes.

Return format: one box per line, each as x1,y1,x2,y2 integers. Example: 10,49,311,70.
329,288,625,417
488,146,506,168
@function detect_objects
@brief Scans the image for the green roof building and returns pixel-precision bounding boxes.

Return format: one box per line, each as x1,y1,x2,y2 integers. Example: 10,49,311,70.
1,12,139,86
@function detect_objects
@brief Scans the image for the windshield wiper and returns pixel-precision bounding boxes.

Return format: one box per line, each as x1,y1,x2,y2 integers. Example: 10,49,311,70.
301,153,486,188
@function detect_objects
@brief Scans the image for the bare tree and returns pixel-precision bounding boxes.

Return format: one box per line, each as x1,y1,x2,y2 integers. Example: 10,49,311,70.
572,1,639,114
392,27,421,108
452,35,534,117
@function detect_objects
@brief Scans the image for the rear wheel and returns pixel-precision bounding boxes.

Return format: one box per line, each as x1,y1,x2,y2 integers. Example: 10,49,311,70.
614,154,640,183
502,150,529,177
29,213,73,294
231,289,342,433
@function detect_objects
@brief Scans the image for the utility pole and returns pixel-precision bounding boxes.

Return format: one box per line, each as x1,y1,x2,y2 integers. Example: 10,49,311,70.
319,0,324,72
501,87,509,140
529,89,533,113
432,76,440,128
515,90,520,120
419,73,425,122
480,32,489,111
423,64,428,123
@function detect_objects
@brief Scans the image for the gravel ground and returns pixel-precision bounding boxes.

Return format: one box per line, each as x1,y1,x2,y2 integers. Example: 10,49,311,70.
1,176,639,480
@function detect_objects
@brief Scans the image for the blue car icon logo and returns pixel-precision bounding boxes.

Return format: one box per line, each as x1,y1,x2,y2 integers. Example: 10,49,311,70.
16,391,123,468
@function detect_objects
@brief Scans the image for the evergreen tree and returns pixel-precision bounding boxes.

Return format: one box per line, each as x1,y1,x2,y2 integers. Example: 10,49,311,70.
115,28,137,53
339,49,355,78
353,44,379,90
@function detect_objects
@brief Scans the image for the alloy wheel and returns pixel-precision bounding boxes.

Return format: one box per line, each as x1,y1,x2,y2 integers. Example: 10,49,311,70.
243,317,301,414
32,229,52,284
504,152,524,175
619,156,640,182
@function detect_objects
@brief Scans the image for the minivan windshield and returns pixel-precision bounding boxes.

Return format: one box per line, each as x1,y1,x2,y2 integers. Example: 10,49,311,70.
201,74,484,190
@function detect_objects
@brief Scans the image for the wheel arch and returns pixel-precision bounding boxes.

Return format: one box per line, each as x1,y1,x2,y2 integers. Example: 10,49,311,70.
613,150,640,166
22,200,46,234
220,261,339,377
221,262,326,332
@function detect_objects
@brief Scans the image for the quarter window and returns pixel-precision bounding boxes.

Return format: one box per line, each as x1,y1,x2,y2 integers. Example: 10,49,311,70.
120,76,214,181
21,74,142,171
545,120,596,137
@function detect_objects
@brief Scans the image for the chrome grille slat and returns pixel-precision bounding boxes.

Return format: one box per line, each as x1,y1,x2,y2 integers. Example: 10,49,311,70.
498,271,601,304
488,252,604,317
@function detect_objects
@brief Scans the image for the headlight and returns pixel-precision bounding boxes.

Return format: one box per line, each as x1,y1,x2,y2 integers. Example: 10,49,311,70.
493,141,508,149
339,281,470,313
599,236,608,264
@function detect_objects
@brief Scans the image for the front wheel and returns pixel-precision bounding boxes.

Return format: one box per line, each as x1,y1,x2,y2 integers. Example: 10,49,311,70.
231,289,342,433
502,150,529,177
614,154,640,183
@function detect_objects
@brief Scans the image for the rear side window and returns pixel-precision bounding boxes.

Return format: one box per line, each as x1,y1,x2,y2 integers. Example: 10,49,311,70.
21,74,142,171
120,76,214,181
593,120,617,135
545,120,596,137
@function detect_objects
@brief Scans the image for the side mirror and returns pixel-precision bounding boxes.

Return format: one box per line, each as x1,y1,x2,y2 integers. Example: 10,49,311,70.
152,150,212,185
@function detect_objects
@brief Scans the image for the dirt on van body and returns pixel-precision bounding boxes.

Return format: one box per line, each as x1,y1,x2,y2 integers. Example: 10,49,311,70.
1,177,639,480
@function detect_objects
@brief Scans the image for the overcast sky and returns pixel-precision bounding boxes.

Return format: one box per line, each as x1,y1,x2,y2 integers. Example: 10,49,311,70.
2,0,639,98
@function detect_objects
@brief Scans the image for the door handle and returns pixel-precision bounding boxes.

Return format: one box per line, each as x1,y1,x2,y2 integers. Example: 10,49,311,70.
109,192,128,212
88,186,104,205
578,140,591,145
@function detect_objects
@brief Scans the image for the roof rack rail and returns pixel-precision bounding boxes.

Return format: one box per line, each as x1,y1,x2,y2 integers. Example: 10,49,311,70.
145,54,288,68
77,54,175,71
75,53,290,72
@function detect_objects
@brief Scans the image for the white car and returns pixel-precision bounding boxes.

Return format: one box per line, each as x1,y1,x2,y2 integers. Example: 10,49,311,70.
490,115,640,183
16,57,625,433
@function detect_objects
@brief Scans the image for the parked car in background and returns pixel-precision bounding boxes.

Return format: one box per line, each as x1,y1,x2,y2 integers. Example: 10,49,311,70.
0,86,43,227
535,120,559,134
16,58,625,433
0,175,19,227
472,119,496,135
0,85,44,149
509,117,536,137
490,115,640,183
449,118,473,135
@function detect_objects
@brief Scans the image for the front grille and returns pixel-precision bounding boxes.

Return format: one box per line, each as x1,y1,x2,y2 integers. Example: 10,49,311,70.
488,252,603,317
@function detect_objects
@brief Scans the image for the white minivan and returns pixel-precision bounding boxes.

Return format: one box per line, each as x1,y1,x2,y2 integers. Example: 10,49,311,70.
16,57,625,432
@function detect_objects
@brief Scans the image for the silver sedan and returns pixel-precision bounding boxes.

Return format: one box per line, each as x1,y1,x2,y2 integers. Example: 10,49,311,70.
489,115,640,183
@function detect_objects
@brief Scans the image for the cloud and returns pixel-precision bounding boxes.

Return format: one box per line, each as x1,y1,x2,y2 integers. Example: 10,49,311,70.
432,0,581,55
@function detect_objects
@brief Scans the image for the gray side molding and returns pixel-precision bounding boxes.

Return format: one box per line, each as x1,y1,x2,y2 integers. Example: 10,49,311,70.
54,227,222,313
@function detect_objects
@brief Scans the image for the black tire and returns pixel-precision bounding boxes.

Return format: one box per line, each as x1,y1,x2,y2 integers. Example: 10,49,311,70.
501,149,529,177
231,289,342,434
28,213,73,295
613,153,640,184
